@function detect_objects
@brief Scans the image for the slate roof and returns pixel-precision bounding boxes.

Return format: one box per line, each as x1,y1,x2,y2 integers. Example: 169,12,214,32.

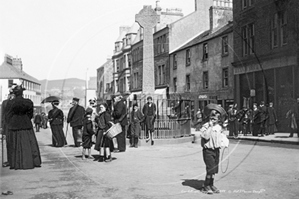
173,22,233,54
0,61,40,84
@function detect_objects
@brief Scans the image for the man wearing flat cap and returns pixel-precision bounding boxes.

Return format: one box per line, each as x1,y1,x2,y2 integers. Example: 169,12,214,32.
67,97,85,147
112,94,128,152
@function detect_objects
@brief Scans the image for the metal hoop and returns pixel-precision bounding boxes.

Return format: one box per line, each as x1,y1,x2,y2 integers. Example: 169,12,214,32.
221,147,229,173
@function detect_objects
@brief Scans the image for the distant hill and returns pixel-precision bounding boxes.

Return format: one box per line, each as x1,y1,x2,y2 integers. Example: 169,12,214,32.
39,78,86,91
39,77,97,106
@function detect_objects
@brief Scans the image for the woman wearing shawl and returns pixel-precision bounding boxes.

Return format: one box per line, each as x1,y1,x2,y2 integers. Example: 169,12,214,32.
94,103,113,162
5,84,42,169
48,100,67,147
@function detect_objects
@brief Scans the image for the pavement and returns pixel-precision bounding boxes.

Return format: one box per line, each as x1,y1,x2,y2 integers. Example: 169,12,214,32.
191,128,299,145
0,127,299,199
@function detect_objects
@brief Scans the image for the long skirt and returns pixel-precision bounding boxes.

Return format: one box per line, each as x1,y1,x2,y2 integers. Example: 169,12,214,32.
82,133,93,149
268,124,277,134
94,129,113,151
8,128,42,170
252,123,260,136
50,124,67,147
130,122,141,137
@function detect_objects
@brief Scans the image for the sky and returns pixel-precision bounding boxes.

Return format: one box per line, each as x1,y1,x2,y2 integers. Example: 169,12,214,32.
0,0,195,81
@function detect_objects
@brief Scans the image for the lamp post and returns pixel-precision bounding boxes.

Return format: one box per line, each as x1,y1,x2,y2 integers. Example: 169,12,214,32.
85,68,89,108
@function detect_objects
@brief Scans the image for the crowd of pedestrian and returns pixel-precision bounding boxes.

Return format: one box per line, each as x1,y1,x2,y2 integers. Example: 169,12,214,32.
194,100,299,138
0,86,298,197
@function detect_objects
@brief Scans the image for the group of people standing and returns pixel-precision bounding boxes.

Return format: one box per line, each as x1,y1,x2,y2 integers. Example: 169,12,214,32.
227,101,278,137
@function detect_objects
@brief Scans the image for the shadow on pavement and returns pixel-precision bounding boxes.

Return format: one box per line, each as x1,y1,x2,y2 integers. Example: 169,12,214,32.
182,179,204,190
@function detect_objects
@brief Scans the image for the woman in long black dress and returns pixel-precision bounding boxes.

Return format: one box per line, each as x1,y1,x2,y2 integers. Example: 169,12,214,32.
94,103,113,162
252,103,261,136
5,85,42,170
48,100,67,147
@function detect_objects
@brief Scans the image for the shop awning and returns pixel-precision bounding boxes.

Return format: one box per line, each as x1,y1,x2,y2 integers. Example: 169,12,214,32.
154,88,167,99
128,91,142,101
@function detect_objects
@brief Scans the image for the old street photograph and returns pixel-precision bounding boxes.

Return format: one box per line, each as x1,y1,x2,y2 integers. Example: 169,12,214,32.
0,0,299,198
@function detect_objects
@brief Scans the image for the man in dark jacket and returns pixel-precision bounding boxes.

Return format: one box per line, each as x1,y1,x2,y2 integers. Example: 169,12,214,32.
112,94,128,152
228,104,238,138
34,112,42,132
267,102,277,135
259,101,268,137
67,98,85,147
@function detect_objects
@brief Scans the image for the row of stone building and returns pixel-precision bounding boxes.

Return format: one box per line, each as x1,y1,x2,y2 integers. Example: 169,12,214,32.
96,0,298,130
0,54,42,109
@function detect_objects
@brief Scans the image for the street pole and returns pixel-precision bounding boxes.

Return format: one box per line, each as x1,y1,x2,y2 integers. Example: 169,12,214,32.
85,68,89,108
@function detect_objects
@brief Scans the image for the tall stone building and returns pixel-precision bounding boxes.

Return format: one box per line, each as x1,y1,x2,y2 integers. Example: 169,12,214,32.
130,1,184,99
169,1,233,113
130,0,222,99
96,58,113,105
232,0,299,130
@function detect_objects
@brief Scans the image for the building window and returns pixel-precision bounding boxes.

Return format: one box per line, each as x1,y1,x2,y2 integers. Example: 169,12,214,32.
249,0,255,6
134,72,138,89
242,0,247,9
106,83,110,92
242,23,255,56
186,49,191,66
186,74,190,92
116,60,120,72
203,43,208,61
162,35,166,53
161,65,165,85
280,11,287,46
222,68,229,88
158,37,161,54
203,71,208,89
128,54,131,67
156,65,165,85
8,79,13,88
140,28,144,40
173,77,177,92
242,26,248,56
158,65,161,85
271,13,278,48
116,80,119,92
127,76,130,91
222,36,229,55
154,38,158,55
249,23,255,54
173,54,177,70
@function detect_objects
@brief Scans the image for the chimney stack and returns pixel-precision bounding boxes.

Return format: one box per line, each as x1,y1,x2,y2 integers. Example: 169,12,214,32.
209,0,233,32
155,0,162,15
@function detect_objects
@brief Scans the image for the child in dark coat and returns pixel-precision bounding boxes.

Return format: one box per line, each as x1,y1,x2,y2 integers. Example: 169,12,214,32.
81,108,95,160
130,103,144,148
